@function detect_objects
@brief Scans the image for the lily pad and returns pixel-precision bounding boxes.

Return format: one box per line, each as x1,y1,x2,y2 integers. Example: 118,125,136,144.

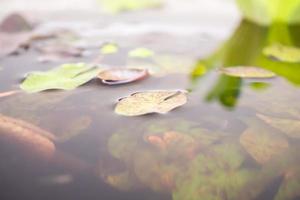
240,126,289,165
98,68,148,85
257,113,300,139
263,43,300,63
115,90,187,116
128,48,154,58
20,63,101,93
219,66,276,78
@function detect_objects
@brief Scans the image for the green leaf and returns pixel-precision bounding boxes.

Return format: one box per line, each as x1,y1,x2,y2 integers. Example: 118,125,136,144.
99,0,162,13
20,63,101,93
128,48,154,58
263,43,300,63
236,0,300,25
100,43,119,54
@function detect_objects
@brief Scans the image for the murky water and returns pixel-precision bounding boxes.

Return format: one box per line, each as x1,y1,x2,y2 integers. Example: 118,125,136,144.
1,18,300,200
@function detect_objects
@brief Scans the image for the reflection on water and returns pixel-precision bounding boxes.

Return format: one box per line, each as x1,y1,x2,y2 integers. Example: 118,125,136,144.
1,20,300,200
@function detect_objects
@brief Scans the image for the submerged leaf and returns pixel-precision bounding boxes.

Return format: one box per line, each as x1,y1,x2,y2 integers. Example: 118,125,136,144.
219,66,276,78
101,43,119,54
240,126,289,165
0,114,55,161
257,113,300,139
20,63,101,93
128,48,154,58
98,68,148,85
174,144,252,200
263,43,300,63
115,90,187,116
100,0,162,13
275,167,300,200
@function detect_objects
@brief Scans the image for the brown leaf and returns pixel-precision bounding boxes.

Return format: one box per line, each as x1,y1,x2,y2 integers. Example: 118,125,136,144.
240,126,289,165
115,90,187,116
0,114,56,161
98,68,149,85
257,113,300,139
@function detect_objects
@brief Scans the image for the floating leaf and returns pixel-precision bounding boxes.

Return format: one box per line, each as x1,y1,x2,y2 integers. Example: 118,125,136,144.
20,63,101,93
240,126,289,165
0,13,34,33
100,0,162,13
257,113,300,139
219,66,276,78
128,48,154,58
263,43,300,63
101,43,119,54
115,90,187,116
98,68,148,85
0,114,55,161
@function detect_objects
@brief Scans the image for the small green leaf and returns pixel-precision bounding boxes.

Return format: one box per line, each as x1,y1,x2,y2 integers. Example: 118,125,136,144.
263,43,300,63
99,0,162,13
128,48,154,58
101,43,119,54
20,63,101,93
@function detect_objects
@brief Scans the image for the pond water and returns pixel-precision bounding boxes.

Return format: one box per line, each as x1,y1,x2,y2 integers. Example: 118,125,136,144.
1,13,300,200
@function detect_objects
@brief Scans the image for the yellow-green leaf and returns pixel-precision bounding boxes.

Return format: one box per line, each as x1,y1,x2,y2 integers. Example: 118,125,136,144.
128,48,154,58
100,43,119,54
115,90,187,116
263,43,300,63
20,63,101,93
100,0,163,13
